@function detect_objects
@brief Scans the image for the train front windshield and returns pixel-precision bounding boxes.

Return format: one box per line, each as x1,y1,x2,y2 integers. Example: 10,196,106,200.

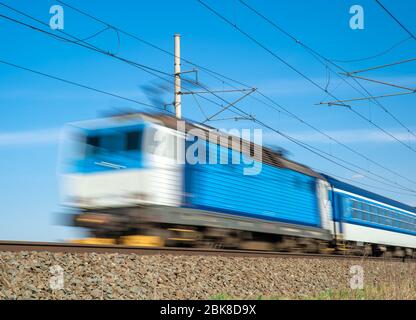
84,131,142,156
66,125,146,173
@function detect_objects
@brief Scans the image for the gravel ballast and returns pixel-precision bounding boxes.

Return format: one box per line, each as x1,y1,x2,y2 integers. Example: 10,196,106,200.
0,251,415,299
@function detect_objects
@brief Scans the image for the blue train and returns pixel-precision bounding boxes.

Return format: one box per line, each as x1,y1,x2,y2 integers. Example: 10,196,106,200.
61,112,416,257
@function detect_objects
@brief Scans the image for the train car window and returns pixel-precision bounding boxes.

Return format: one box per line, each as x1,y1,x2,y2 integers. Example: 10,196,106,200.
352,201,358,209
126,131,142,151
379,209,385,224
384,212,389,224
375,209,381,223
352,209,358,219
346,199,416,231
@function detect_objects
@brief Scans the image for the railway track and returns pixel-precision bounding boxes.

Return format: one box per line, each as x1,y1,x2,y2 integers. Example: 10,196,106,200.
0,240,413,262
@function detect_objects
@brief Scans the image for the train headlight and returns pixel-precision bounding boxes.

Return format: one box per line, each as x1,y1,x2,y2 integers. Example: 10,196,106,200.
75,213,109,226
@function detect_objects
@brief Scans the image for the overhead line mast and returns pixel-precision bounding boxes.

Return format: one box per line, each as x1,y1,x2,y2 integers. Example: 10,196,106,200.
174,34,182,119
4,1,416,194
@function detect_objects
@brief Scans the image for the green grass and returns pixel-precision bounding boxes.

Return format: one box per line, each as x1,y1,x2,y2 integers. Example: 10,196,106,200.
210,294,233,300
210,294,281,300
210,283,416,300
310,284,416,300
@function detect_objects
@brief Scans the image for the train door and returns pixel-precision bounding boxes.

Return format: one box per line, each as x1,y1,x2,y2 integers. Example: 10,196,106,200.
317,179,334,235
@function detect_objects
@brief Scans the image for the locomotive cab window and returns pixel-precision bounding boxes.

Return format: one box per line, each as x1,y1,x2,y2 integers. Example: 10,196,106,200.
84,132,123,156
85,135,101,156
86,135,100,147
126,131,142,151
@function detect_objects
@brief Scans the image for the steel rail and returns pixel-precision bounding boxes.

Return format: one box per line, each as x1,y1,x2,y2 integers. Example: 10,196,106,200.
0,241,413,262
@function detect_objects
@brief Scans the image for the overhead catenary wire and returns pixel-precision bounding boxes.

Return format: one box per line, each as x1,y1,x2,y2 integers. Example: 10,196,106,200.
254,91,416,187
340,74,416,92
54,0,253,90
317,170,416,197
34,0,416,191
0,11,172,78
197,0,416,183
374,0,416,40
347,57,416,75
320,90,415,105
59,25,112,44
228,103,416,194
2,2,416,195
4,58,406,193
329,36,412,63
195,88,416,193
194,1,416,194
0,8,249,120
0,59,167,112
198,0,416,153
234,0,416,143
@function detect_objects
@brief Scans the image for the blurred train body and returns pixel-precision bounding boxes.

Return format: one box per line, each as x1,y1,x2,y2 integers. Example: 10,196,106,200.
61,112,416,256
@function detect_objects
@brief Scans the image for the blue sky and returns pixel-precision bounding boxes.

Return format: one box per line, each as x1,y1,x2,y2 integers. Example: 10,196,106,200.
1,0,416,241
